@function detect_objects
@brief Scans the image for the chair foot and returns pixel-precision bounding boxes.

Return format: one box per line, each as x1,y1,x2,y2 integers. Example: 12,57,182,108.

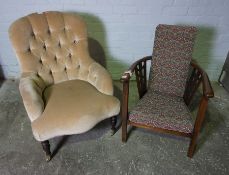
187,136,197,158
41,140,52,162
45,154,51,162
110,129,115,136
111,116,117,135
187,144,196,158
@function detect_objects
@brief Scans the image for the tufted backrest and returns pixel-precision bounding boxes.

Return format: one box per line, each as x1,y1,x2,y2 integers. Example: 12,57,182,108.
9,11,99,86
148,24,197,97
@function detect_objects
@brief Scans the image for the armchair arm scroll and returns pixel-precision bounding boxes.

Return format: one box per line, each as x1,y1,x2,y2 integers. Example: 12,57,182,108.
19,73,46,122
88,61,114,96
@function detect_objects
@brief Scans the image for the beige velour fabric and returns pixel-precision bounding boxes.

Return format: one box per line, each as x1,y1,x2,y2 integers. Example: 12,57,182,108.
8,11,120,141
32,80,120,141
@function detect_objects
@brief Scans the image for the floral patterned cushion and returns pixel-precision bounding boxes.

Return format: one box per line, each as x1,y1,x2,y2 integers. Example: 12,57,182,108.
129,91,193,133
148,24,197,97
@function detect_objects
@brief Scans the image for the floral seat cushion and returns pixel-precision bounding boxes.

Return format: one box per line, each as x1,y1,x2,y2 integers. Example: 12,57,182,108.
129,91,193,133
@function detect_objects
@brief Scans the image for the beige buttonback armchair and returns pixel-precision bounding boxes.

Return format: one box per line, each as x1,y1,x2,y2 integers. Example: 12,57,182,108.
9,11,120,161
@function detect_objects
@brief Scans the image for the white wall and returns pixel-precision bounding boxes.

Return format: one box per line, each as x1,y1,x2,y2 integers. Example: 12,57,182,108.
0,0,229,80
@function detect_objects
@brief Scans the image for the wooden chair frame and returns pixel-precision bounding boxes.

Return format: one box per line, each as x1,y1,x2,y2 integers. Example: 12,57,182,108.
121,56,214,158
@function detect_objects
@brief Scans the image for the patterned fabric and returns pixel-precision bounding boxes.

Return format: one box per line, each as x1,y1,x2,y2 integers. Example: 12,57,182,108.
129,91,193,133
148,24,197,97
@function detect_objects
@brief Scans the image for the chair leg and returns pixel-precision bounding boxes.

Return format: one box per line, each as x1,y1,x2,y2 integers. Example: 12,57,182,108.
122,119,127,142
41,140,51,162
188,97,209,158
111,116,117,135
187,134,198,158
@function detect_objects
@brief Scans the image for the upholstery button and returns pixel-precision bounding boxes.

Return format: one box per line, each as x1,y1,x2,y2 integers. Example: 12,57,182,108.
39,59,42,64
31,32,35,38
47,29,51,35
50,70,52,75
69,53,72,58
43,45,46,50
27,48,31,52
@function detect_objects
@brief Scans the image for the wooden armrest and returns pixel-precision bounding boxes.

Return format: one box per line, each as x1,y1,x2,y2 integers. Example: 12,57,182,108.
121,56,152,82
120,55,152,126
202,72,214,98
191,61,214,99
121,55,152,99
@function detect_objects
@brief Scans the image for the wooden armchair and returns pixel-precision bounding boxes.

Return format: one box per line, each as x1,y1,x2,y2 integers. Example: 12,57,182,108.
121,24,214,158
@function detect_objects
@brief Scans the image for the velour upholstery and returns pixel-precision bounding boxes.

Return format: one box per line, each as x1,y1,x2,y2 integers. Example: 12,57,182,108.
9,11,120,141
129,91,193,133
32,80,120,141
148,24,197,97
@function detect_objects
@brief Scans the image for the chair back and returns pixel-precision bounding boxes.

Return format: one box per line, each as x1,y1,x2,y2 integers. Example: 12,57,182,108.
9,11,93,85
148,24,198,97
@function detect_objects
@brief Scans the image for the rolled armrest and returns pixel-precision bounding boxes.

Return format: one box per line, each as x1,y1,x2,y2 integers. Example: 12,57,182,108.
19,73,46,122
88,62,114,96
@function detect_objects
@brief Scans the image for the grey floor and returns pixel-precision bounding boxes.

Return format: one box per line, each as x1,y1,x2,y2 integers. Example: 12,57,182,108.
0,79,228,175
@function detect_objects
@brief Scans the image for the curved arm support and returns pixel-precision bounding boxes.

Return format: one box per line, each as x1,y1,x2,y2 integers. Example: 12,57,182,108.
88,61,114,96
19,72,46,122
121,55,152,98
191,61,214,99
121,56,152,82
184,60,214,105
120,56,152,141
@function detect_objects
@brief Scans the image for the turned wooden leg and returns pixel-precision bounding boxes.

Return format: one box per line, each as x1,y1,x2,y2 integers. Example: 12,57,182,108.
41,140,51,162
111,116,117,135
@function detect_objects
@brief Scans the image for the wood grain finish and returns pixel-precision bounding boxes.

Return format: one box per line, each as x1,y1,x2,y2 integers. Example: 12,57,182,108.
121,56,151,142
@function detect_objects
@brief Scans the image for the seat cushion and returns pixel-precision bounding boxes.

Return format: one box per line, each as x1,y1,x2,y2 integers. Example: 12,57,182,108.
31,80,120,141
129,91,193,133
